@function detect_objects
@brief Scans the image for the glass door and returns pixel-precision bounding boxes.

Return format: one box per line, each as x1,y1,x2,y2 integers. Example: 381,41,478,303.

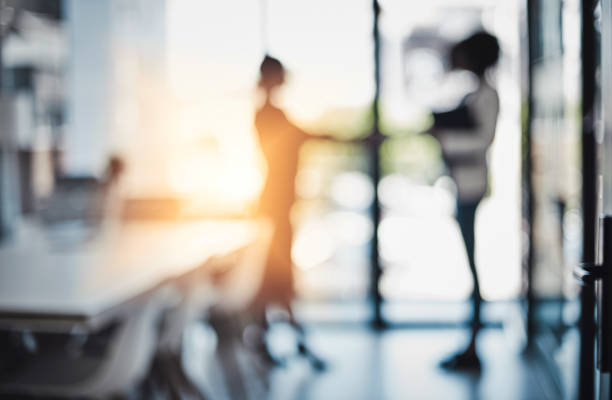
524,0,583,397
574,0,612,399
590,1,612,398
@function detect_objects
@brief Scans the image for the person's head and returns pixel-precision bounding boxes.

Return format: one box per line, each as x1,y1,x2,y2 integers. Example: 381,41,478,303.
258,55,285,94
450,31,500,77
104,155,125,185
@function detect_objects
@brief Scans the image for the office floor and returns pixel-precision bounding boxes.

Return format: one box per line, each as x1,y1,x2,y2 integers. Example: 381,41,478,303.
182,321,568,400
0,303,576,400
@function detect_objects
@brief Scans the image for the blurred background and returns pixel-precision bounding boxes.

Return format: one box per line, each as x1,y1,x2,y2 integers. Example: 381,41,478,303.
0,0,602,399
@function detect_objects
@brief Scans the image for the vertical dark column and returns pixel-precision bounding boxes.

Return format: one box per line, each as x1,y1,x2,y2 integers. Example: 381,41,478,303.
524,0,537,349
579,0,597,398
582,0,597,264
370,0,384,328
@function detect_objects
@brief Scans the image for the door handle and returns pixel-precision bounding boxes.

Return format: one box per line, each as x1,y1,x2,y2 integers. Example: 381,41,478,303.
599,216,612,372
574,263,607,285
574,215,612,372
574,262,606,371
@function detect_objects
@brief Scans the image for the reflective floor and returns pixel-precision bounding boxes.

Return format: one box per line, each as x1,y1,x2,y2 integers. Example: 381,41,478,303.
0,303,577,399
182,319,572,400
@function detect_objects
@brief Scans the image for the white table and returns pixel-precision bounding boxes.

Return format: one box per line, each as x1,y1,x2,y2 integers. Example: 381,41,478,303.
0,218,261,330
0,218,268,398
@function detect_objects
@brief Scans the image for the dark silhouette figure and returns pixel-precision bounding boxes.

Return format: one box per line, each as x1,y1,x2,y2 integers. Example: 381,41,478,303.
430,31,500,371
102,155,125,187
250,55,325,370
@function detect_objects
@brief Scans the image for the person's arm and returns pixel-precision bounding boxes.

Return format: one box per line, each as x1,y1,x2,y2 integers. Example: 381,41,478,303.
286,111,381,145
292,122,342,143
296,125,385,145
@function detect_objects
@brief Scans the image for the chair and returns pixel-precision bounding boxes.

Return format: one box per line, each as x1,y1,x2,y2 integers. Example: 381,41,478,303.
0,286,173,398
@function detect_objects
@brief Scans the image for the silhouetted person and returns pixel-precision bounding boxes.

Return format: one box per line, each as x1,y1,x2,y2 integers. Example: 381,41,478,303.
103,155,125,187
430,31,500,371
250,55,324,370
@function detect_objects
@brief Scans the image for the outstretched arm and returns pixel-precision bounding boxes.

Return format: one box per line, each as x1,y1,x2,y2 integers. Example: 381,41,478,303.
297,128,384,147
